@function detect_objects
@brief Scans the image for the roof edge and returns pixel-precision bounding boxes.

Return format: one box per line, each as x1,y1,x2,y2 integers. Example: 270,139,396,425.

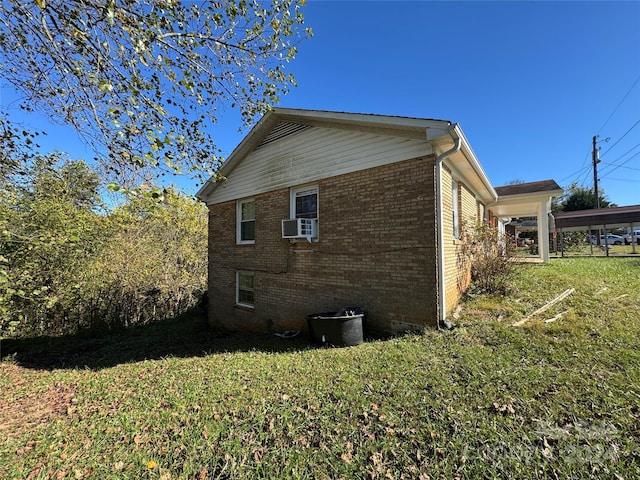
437,124,497,204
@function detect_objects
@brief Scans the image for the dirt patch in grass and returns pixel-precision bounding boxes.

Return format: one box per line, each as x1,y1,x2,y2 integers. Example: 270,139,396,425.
0,364,76,439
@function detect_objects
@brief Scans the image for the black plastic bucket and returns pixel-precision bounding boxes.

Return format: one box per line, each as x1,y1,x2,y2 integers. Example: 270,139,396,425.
306,309,365,347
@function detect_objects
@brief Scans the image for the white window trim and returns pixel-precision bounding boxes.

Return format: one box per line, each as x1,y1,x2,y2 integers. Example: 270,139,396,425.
290,185,318,220
452,180,460,239
289,185,319,241
236,271,255,308
236,198,255,245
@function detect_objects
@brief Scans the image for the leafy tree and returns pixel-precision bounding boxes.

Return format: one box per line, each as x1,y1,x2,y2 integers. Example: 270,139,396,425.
0,116,46,184
0,154,107,336
559,183,613,212
0,0,311,182
82,188,208,329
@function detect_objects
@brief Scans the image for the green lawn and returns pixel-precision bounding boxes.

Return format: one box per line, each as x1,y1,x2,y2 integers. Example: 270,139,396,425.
2,258,639,479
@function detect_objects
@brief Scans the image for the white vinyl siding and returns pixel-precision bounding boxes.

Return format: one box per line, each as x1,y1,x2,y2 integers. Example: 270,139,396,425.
206,126,434,204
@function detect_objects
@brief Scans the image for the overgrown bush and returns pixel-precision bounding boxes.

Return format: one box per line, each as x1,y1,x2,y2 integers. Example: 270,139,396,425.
557,230,589,252
80,190,208,330
1,156,208,338
458,221,520,295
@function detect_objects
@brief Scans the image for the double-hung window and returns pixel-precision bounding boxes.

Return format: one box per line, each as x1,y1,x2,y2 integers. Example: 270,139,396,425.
292,186,318,220
452,181,460,239
236,272,254,307
237,198,255,244
288,186,318,241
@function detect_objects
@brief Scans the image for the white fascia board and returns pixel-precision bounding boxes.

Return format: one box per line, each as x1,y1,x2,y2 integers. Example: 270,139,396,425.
432,124,497,204
489,192,564,216
492,189,565,205
488,190,565,218
196,110,281,202
272,108,451,132
454,125,497,203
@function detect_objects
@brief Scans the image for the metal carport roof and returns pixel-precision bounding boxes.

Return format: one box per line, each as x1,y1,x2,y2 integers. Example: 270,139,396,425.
553,205,640,231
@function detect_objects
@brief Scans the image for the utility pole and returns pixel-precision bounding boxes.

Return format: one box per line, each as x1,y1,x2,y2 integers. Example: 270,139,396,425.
592,135,600,209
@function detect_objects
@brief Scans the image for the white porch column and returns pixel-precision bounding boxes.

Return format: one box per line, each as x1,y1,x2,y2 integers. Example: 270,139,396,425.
537,200,551,263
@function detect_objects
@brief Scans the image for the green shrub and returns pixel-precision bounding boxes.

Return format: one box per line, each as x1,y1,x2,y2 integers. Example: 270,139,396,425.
459,221,520,295
1,156,207,338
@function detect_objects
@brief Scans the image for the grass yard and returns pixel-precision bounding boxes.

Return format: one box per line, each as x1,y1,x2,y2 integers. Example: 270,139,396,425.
553,243,640,257
1,258,639,479
516,243,640,258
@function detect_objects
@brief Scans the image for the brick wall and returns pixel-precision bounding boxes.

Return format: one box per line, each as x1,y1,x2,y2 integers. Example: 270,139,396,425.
207,155,439,333
441,167,482,314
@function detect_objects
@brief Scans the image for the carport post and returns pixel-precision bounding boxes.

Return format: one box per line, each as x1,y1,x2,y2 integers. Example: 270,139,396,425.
604,224,609,257
589,225,593,255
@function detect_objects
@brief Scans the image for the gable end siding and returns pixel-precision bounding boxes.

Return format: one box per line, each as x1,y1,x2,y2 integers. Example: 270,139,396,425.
207,126,435,205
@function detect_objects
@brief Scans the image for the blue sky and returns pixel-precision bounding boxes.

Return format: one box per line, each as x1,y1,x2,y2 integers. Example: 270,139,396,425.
3,1,639,206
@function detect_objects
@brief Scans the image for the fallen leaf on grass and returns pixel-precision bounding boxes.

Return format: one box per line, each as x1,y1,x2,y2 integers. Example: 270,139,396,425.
492,401,516,414
197,468,208,479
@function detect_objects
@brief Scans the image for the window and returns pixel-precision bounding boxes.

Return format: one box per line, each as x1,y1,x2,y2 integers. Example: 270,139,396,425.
452,181,460,239
236,272,254,307
292,186,318,219
237,198,255,244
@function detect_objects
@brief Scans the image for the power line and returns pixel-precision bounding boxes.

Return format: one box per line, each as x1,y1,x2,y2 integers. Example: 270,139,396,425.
578,147,593,173
573,75,640,190
559,164,591,183
600,120,640,158
600,150,640,179
600,162,640,172
569,114,639,190
577,168,592,189
603,177,640,183
596,74,640,135
599,143,640,177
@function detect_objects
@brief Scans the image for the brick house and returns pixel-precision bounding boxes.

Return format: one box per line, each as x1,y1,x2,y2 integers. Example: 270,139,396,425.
197,109,562,333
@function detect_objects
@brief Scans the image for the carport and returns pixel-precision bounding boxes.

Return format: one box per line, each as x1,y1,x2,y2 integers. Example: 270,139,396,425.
489,180,564,263
552,205,640,256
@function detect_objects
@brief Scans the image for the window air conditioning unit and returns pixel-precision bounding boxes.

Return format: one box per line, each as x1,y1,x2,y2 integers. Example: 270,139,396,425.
282,218,317,242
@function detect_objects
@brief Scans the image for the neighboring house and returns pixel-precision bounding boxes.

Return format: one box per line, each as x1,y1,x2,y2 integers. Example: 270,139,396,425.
197,109,562,333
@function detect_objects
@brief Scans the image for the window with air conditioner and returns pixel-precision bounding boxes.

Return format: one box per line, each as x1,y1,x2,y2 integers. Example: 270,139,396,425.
282,186,318,241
